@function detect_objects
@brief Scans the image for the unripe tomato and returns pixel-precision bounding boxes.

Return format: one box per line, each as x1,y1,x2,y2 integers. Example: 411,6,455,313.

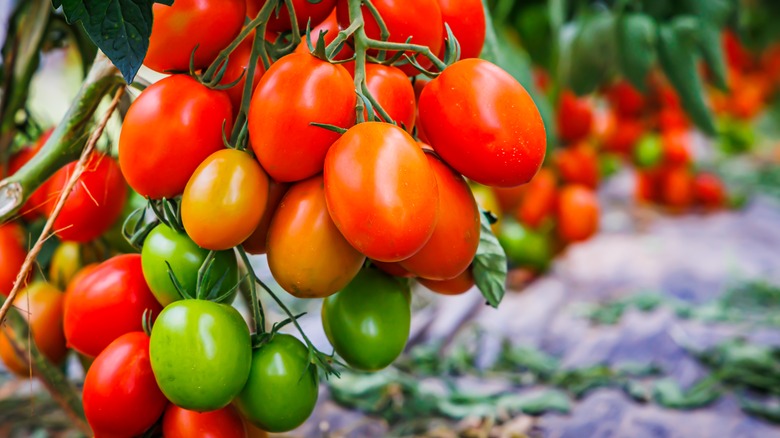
83,332,168,438
436,0,486,59
145,0,246,72
248,0,337,33
46,154,127,243
150,299,251,412
553,143,599,189
418,267,474,295
557,90,593,144
220,36,267,111
8,129,54,220
242,181,289,255
322,268,411,371
163,404,246,438
419,59,546,187
469,183,501,234
267,176,365,298
557,185,599,243
0,223,27,297
634,134,664,169
235,334,319,433
400,154,480,280
64,254,162,357
249,53,355,182
659,166,694,209
182,149,269,250
324,122,439,262
119,75,233,199
0,282,67,377
365,63,416,132
49,242,82,291
516,168,557,229
661,130,692,166
693,172,726,209
294,9,354,62
497,219,552,272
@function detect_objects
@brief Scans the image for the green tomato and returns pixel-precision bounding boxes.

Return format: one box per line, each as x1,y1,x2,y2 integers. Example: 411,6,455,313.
102,189,148,253
633,134,663,169
149,299,251,411
599,153,622,179
497,219,552,272
322,268,411,371
235,334,318,433
141,223,238,306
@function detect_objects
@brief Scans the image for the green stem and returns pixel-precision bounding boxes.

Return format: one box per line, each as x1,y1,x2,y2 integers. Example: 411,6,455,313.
325,20,361,59
237,247,266,335
229,28,267,146
195,250,217,300
348,0,369,123
365,38,448,71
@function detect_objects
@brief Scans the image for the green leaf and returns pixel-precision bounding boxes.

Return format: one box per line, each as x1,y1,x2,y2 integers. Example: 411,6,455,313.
59,0,174,83
697,23,729,91
567,10,617,95
653,377,721,409
473,210,508,308
616,13,657,92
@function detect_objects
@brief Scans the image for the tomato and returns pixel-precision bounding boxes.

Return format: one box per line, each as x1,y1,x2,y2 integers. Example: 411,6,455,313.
46,154,127,243
142,224,238,306
150,299,251,411
497,219,552,272
294,9,354,62
659,166,694,209
606,80,645,117
469,183,501,234
248,0,336,33
372,261,414,278
600,113,644,155
322,268,411,370
182,149,269,250
0,223,27,297
436,0,486,59
337,0,443,76
657,107,689,132
723,30,753,71
324,122,439,262
119,75,233,199
267,176,364,298
635,170,660,204
64,254,162,357
515,168,557,229
553,143,599,189
83,332,168,438
400,154,479,280
418,267,474,295
693,172,725,209
220,36,266,112
661,130,691,166
418,59,546,187
248,53,355,182
163,404,246,438
49,242,82,290
557,90,593,144
8,129,54,220
633,134,664,169
235,334,318,433
556,185,599,243
0,282,66,377
242,181,289,255
145,0,246,72
364,63,416,132
492,185,526,214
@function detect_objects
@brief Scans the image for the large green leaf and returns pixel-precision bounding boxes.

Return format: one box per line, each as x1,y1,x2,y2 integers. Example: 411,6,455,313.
473,211,508,308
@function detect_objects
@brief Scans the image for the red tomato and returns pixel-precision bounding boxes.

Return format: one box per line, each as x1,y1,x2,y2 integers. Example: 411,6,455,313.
723,30,753,72
413,77,431,143
364,63,416,132
220,36,267,112
337,0,443,76
436,0,486,59
657,107,690,132
163,404,246,438
242,181,289,255
693,172,726,209
83,332,168,438
492,185,526,214
418,267,474,295
372,261,414,278
248,53,355,182
46,154,127,243
145,0,246,72
119,75,233,199
400,154,480,280
557,90,593,144
600,113,644,155
0,223,27,297
8,129,54,220
606,80,646,117
635,170,660,204
418,59,546,187
324,122,439,262
554,143,599,189
557,185,599,242
516,168,557,229
661,130,691,166
294,9,355,62
64,254,162,357
248,0,336,33
659,166,694,209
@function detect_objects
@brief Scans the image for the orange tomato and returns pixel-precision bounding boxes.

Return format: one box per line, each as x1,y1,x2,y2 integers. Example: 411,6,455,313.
556,185,599,242
661,130,691,166
372,261,415,278
418,268,474,295
163,404,246,438
659,165,694,209
516,168,557,229
553,142,599,189
242,181,289,255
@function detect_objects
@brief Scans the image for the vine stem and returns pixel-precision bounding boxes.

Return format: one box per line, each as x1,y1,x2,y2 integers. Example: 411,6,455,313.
347,0,369,122
236,246,265,335
0,87,124,326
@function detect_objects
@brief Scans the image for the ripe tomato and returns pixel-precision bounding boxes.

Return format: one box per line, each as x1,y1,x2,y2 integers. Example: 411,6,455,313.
64,254,162,357
515,168,557,229
557,90,593,144
661,130,691,166
8,129,54,220
606,80,645,117
497,219,552,272
322,268,411,370
220,36,267,111
657,107,689,132
436,0,486,59
0,223,27,297
0,282,66,377
267,176,365,298
163,405,246,438
145,0,246,72
119,75,233,199
557,185,599,243
324,122,439,262
600,112,644,155
418,59,546,187
400,154,480,280
635,169,660,204
364,63,416,132
83,332,168,438
418,267,474,295
492,185,526,214
248,53,355,182
182,149,269,250
46,154,127,243
142,224,238,306
337,0,443,76
693,172,726,209
659,166,694,209
151,299,251,411
235,334,319,433
248,0,336,33
553,143,599,189
242,181,289,255
372,261,414,278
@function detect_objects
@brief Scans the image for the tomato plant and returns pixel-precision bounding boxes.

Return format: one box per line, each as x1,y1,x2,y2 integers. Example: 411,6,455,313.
163,404,246,438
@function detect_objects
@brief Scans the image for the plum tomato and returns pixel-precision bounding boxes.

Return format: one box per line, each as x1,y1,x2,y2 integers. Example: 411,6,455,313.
364,63,416,132
556,185,600,242
436,0,486,59
0,223,27,297
418,267,475,295
163,404,246,438
242,181,289,255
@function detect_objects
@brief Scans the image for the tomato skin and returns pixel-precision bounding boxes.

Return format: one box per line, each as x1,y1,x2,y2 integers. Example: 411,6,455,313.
322,268,411,371
693,172,725,209
220,37,266,111
150,299,251,412
163,405,246,438
419,59,546,187
365,63,416,132
554,143,599,189
557,90,593,144
661,130,692,166
372,261,414,278
400,154,480,280
119,75,233,199
0,282,67,377
46,154,127,243
635,169,660,204
248,53,355,182
324,122,439,262
436,0,486,59
248,0,336,33
418,268,474,295
146,0,246,72
242,181,289,255
606,80,645,117
64,254,162,357
235,334,319,433
601,114,644,155
659,166,694,209
182,149,270,251
267,176,365,298
83,332,168,438
557,185,599,243
515,168,557,229
141,224,238,306
8,129,54,220
0,223,27,297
